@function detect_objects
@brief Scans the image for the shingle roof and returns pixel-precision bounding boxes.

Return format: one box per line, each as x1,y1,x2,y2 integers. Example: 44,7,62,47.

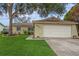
33,17,78,25
12,23,33,28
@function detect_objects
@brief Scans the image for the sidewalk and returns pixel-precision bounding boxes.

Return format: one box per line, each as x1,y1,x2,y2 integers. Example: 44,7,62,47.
26,35,33,40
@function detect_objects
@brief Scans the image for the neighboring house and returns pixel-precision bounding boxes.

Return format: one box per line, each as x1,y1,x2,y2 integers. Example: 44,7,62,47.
0,23,5,33
12,23,32,34
33,17,78,38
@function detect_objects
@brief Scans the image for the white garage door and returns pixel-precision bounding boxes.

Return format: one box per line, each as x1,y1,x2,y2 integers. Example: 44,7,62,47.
43,25,71,38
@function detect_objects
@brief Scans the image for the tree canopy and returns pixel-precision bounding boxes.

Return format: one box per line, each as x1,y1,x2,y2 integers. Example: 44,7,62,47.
64,4,79,22
0,3,66,18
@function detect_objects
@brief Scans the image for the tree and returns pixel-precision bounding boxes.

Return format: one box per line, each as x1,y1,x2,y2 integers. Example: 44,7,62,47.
13,15,31,23
64,3,79,35
0,3,66,35
64,4,79,21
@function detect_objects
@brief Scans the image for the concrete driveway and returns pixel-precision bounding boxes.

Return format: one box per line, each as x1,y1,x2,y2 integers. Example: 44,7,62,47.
46,39,79,56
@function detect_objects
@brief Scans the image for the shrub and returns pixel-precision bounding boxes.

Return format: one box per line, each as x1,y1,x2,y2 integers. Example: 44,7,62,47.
1,28,8,34
23,30,28,35
28,30,33,35
73,35,77,39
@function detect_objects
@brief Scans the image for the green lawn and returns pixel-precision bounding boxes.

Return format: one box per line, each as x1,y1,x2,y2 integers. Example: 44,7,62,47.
0,35,56,56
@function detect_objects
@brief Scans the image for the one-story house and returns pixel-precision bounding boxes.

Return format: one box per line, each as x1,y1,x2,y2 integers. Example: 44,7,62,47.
33,17,78,38
0,23,5,33
12,23,32,34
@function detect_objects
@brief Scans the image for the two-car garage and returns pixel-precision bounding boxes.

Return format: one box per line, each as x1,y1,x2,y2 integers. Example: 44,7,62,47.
43,25,71,38
33,17,78,38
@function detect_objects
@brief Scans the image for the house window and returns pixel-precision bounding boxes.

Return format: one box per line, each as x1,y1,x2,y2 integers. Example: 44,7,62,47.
17,26,21,31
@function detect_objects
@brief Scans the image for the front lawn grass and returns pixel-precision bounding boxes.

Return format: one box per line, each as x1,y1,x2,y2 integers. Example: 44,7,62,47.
0,35,56,56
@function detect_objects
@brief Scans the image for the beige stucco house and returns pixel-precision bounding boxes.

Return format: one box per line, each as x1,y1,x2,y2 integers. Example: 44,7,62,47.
33,17,78,38
12,23,32,34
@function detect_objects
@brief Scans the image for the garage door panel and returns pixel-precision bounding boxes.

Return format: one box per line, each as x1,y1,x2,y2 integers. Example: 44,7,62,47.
43,25,71,37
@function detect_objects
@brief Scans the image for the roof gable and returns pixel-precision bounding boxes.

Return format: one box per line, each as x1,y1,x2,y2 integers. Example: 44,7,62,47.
33,17,78,25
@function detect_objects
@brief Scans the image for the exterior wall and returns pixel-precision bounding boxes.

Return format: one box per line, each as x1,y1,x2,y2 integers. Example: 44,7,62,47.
0,25,4,33
12,26,28,34
20,27,28,34
34,24,43,37
12,26,17,34
71,25,78,37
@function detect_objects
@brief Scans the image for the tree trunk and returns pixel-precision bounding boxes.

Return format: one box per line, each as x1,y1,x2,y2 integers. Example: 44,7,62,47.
7,4,13,35
9,17,13,35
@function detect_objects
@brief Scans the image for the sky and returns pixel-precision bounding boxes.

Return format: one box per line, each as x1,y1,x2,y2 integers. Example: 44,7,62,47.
0,4,75,26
